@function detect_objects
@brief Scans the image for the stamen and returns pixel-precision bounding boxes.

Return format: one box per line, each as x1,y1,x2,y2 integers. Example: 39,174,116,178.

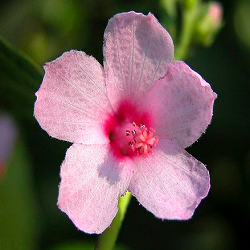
128,124,158,157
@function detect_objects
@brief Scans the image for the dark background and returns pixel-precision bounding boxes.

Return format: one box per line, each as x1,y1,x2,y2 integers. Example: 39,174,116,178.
0,0,249,250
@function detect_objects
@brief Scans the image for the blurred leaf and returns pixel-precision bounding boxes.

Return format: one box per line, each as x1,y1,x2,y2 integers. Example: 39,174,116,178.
49,241,94,250
49,241,131,250
0,35,43,120
160,0,178,42
212,157,242,204
41,0,80,35
161,0,178,19
234,0,250,54
24,31,51,65
176,216,236,250
193,2,223,47
0,137,40,250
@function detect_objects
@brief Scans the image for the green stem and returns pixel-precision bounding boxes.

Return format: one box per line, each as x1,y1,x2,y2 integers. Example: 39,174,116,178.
95,191,132,250
175,2,199,60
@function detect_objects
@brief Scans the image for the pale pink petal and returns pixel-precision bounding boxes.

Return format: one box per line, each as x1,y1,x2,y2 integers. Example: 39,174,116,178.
34,50,113,144
129,139,210,220
58,144,132,234
104,11,174,108
140,61,217,148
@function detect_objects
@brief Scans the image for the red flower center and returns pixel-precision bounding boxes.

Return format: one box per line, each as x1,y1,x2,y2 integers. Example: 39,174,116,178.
104,101,158,159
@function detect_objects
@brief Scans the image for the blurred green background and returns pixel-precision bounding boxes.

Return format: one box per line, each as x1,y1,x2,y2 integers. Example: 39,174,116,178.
0,0,249,250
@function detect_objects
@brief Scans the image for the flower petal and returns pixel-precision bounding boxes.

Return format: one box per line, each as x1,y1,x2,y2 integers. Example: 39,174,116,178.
104,11,174,108
141,61,217,148
34,50,113,144
58,144,132,234
129,139,210,220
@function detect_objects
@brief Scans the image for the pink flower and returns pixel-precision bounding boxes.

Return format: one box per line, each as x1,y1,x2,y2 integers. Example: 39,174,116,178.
34,11,216,234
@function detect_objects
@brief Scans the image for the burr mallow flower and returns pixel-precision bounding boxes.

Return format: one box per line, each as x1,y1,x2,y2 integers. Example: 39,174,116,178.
34,11,216,234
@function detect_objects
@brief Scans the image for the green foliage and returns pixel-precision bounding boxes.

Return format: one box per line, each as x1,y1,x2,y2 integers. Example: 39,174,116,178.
49,241,130,250
41,0,80,35
193,2,223,47
0,138,40,250
234,0,250,54
161,0,178,19
0,36,43,120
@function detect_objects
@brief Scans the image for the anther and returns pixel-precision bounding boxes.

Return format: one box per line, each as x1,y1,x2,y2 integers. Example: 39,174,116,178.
126,130,130,136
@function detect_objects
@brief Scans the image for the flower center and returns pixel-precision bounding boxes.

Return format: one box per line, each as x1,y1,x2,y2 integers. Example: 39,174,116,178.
109,121,158,158
104,101,158,158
